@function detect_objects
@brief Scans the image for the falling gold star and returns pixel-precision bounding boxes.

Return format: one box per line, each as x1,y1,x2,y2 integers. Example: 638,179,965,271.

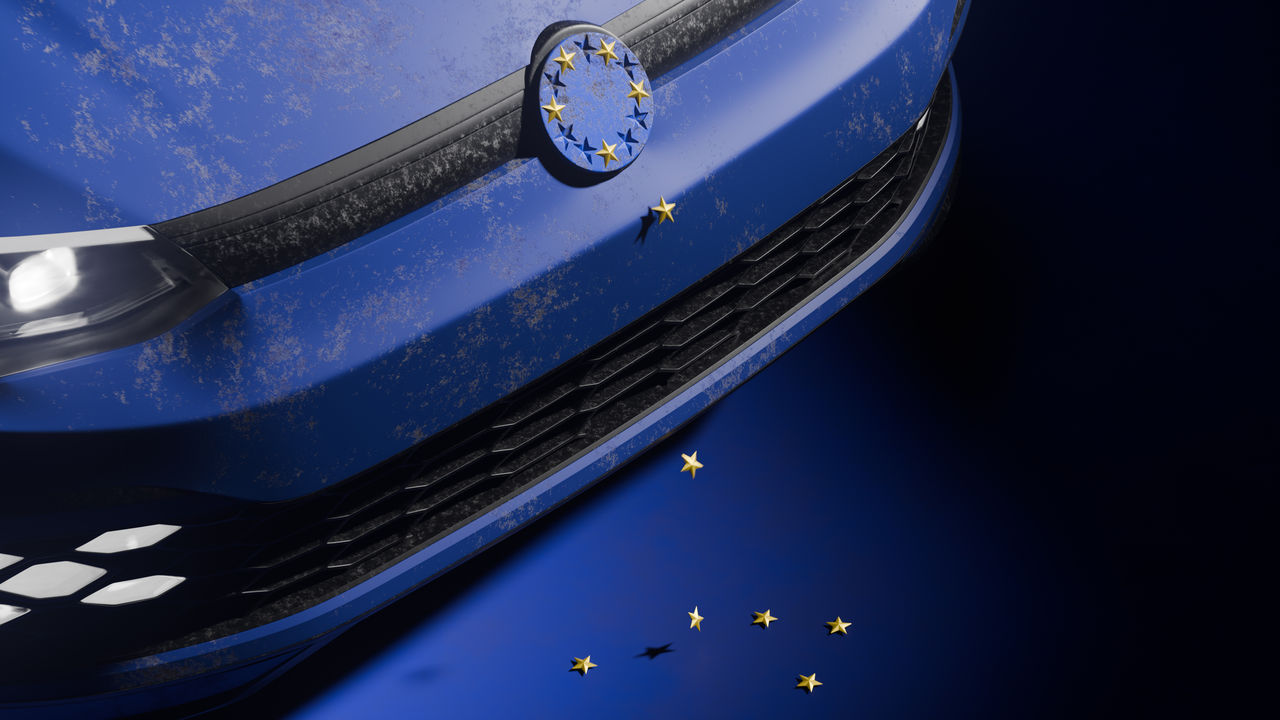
796,673,823,693
595,139,620,168
552,45,576,73
751,609,778,628
541,98,566,123
569,655,598,676
651,196,677,225
680,450,701,478
688,606,704,631
594,37,619,64
825,617,852,635
626,78,651,101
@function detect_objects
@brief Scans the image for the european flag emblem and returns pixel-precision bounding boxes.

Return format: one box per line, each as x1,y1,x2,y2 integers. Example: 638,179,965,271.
534,29,653,179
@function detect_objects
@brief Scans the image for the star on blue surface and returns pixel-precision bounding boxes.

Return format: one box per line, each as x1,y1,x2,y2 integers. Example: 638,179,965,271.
553,123,579,151
619,52,640,78
575,34,597,62
543,70,567,97
616,128,640,156
578,136,597,164
625,104,649,130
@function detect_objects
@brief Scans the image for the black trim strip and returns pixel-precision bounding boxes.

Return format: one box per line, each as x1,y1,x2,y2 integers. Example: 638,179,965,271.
952,0,967,37
153,0,782,287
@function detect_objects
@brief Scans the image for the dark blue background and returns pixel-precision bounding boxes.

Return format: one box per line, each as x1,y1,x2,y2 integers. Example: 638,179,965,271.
201,1,1275,717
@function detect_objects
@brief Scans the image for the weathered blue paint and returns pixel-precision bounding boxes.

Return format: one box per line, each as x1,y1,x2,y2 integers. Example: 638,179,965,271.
2,0,961,503
0,0,640,236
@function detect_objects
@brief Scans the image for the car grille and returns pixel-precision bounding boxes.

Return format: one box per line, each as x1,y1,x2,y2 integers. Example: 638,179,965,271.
0,73,952,676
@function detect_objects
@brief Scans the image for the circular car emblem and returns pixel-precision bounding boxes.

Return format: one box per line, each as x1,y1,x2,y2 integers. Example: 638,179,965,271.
529,24,652,183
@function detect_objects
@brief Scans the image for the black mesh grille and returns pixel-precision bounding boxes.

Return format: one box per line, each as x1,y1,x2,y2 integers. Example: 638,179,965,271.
1,74,953,674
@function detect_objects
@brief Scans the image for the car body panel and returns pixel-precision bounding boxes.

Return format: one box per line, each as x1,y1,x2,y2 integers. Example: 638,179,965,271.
0,0,640,235
2,0,959,504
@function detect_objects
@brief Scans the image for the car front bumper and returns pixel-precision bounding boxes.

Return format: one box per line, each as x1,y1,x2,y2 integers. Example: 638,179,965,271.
0,0,966,715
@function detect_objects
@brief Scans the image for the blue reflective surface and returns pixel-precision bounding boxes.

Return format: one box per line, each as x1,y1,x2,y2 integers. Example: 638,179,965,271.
260,243,1047,720
268,324,1025,718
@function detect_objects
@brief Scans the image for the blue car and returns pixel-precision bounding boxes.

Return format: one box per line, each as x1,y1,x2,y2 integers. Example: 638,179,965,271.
0,0,965,715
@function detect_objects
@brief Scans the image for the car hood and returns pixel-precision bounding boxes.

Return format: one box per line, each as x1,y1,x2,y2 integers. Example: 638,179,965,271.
0,0,638,236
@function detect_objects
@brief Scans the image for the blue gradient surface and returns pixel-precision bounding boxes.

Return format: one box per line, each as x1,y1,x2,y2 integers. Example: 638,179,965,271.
271,298,1047,718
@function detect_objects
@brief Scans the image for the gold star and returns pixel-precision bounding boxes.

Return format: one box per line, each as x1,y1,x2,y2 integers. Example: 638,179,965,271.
541,98,566,123
796,673,823,693
626,78,651,101
651,196,677,224
751,609,778,628
688,606,704,631
552,45,576,73
679,450,701,478
569,655,598,676
594,38,619,64
595,139,619,168
825,617,852,635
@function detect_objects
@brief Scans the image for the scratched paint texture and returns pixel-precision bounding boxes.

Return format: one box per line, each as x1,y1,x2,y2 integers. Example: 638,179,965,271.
0,0,957,503
0,0,639,235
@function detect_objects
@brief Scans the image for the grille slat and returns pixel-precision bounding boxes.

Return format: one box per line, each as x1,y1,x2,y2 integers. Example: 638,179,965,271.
328,509,403,546
493,383,577,428
402,449,488,492
581,342,661,387
851,191,894,228
740,223,803,262
491,407,577,453
493,430,584,478
804,197,855,230
407,472,493,518
663,280,738,323
327,531,402,570
661,304,736,348
580,366,661,413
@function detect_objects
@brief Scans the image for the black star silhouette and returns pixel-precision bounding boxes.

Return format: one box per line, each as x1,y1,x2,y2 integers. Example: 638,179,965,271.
635,643,674,660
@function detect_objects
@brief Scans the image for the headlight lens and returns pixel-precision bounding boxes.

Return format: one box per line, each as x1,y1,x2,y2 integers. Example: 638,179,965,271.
9,247,80,312
0,227,227,377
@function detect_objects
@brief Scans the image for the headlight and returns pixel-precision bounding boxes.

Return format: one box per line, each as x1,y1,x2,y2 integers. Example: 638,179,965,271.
0,226,227,378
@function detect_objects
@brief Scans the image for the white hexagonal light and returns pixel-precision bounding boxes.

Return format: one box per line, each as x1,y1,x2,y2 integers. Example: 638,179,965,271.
80,575,185,606
0,553,21,571
0,561,106,599
75,524,181,554
0,604,29,627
